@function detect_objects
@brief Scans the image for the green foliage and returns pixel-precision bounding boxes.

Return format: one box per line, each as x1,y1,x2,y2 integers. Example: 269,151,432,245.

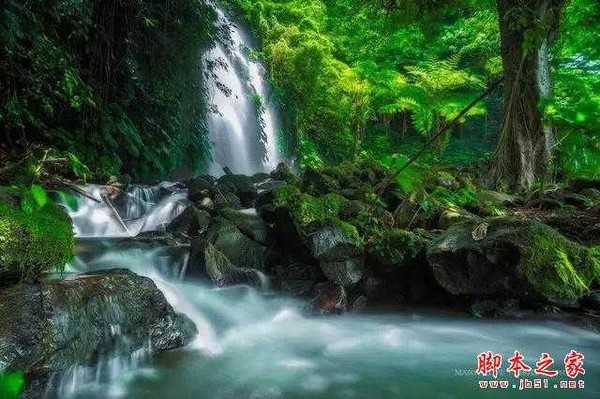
1,0,216,180
0,371,25,399
0,193,74,282
224,0,499,166
370,228,423,266
547,0,600,179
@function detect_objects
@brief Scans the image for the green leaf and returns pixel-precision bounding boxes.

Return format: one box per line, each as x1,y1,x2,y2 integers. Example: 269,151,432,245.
30,184,48,208
0,371,25,399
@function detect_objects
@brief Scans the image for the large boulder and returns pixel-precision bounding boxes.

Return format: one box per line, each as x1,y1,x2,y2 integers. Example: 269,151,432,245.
187,175,216,203
166,206,211,238
0,269,196,391
188,239,264,287
206,213,268,271
427,217,600,306
217,174,257,208
308,224,364,287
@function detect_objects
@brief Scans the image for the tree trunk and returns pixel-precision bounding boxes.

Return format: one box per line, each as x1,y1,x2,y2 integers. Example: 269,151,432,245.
491,0,565,191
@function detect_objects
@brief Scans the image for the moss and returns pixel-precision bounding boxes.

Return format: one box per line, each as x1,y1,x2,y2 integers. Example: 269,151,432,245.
274,185,347,227
0,200,74,283
334,219,363,247
370,228,424,266
520,222,600,302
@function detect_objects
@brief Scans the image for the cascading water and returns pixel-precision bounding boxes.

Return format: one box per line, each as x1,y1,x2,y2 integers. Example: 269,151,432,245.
51,188,600,399
67,182,189,238
205,5,281,176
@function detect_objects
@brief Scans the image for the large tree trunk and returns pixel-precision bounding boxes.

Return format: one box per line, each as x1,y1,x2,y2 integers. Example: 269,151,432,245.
491,0,565,191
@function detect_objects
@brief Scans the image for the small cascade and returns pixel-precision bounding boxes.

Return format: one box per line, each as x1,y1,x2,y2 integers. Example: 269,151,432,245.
205,5,281,176
64,183,189,238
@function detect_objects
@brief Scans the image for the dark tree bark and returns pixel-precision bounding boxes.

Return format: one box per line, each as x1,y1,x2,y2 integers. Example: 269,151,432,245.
491,0,565,190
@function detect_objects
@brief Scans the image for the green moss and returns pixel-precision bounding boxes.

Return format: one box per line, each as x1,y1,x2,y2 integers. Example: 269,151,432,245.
370,229,424,266
0,200,74,282
334,220,363,247
520,222,600,302
274,185,347,227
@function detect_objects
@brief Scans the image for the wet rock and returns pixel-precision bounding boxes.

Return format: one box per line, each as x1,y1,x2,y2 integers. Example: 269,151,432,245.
0,269,196,389
198,196,215,212
320,258,364,287
470,299,520,319
217,174,257,208
166,206,211,238
582,291,600,311
308,282,347,315
271,162,295,182
187,175,216,202
219,208,269,245
308,224,364,287
213,190,242,210
188,239,264,287
427,217,600,306
308,224,362,261
206,216,268,271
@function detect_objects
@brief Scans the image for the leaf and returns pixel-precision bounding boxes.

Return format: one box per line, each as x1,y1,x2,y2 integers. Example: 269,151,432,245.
0,371,25,399
30,184,48,208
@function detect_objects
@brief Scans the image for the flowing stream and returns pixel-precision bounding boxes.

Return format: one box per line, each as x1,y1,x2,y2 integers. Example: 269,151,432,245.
50,183,600,399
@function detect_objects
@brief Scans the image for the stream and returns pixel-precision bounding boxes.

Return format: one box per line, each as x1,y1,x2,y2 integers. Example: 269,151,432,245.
46,181,600,399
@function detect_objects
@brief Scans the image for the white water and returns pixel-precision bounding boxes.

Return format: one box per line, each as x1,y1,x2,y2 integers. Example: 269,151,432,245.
205,6,281,176
66,183,189,238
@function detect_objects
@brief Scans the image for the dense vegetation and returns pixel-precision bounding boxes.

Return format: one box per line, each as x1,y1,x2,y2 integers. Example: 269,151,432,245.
224,0,599,184
1,0,216,180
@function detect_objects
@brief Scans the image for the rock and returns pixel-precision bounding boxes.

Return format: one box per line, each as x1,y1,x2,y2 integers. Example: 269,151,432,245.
213,190,241,210
308,224,364,287
0,269,196,389
275,260,321,298
302,167,340,195
427,170,460,190
582,290,600,311
470,299,520,319
166,206,211,238
187,175,216,202
219,208,269,245
198,196,215,212
255,178,286,194
308,282,347,315
427,217,600,306
320,258,364,287
308,224,362,261
477,189,516,207
217,174,257,208
438,206,476,229
206,216,268,271
188,239,264,287
271,162,295,182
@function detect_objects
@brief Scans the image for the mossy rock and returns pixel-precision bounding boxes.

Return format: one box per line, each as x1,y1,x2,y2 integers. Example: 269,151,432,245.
0,200,74,286
274,185,348,229
427,217,600,305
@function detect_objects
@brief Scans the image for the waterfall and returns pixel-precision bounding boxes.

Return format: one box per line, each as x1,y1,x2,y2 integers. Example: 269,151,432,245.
64,183,189,238
204,5,281,176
